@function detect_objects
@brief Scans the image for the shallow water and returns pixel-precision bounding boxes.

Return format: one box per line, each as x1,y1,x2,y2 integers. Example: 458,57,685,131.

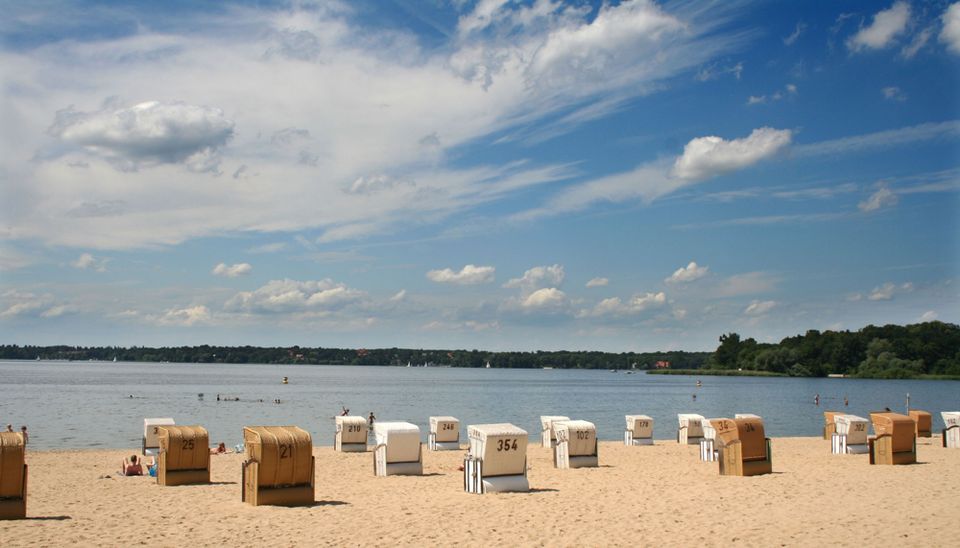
1,360,957,450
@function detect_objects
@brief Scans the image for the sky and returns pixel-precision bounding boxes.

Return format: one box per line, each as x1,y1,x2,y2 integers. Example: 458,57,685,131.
1,0,958,352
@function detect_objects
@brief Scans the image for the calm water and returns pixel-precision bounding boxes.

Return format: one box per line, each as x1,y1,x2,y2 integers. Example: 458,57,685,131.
1,360,957,450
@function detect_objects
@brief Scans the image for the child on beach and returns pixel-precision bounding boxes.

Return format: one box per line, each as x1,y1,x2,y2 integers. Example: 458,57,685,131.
120,455,143,476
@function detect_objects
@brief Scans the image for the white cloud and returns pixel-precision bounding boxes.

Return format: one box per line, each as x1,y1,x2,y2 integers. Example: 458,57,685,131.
212,262,252,278
746,85,797,106
716,272,778,297
783,22,806,46
71,252,108,272
521,287,567,309
49,100,234,172
156,305,211,326
389,289,406,302
671,127,792,182
792,120,960,158
225,278,365,313
579,291,667,317
503,264,564,290
422,319,500,332
245,242,287,254
426,264,496,285
847,1,911,52
585,277,609,288
743,300,777,316
919,310,938,322
941,2,960,55
0,290,55,318
665,261,709,284
858,186,899,212
882,86,907,101
901,26,933,58
867,281,913,301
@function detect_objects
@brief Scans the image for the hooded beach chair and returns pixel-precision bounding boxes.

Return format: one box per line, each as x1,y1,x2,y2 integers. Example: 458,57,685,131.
464,423,529,493
0,432,26,519
241,426,315,506
335,416,368,452
713,416,772,476
143,418,175,455
156,425,210,486
822,411,844,440
908,409,932,438
429,416,460,451
700,418,723,461
373,422,422,476
677,413,705,445
942,412,960,448
553,420,598,469
831,414,869,454
624,415,654,446
868,413,916,465
539,416,569,448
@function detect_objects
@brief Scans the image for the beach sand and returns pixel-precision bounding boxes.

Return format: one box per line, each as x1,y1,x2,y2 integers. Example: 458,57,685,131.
2,437,957,546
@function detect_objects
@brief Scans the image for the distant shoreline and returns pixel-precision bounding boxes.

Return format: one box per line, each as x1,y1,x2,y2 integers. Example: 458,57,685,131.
648,368,960,381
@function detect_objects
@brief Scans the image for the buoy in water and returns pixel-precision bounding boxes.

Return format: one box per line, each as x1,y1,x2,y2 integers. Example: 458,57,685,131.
282,376,289,384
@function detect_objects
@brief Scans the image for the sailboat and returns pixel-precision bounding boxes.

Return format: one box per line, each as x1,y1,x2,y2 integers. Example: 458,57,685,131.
485,361,491,369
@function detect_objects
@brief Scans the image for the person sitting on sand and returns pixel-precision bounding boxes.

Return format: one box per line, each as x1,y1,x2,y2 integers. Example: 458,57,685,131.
210,442,228,455
120,455,144,476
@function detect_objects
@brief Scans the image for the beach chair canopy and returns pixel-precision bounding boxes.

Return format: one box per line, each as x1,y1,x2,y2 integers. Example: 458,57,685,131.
554,420,596,456
943,412,960,428
335,416,368,444
429,416,460,442
869,413,915,453
0,432,25,498
625,415,653,436
468,423,527,477
678,414,705,437
712,417,767,462
143,418,175,449
158,425,209,471
373,422,421,463
908,410,932,433
243,426,313,487
540,416,569,432
834,415,869,445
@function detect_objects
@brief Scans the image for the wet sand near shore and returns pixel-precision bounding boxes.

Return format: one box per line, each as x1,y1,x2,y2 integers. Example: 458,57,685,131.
2,437,957,547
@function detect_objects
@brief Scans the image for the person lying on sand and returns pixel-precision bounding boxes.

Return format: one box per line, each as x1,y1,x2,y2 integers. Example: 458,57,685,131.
210,442,229,454
119,454,144,476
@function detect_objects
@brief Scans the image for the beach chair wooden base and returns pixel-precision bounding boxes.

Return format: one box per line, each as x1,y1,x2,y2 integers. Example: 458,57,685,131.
0,464,26,520
464,457,529,494
677,430,703,445
242,459,315,506
428,434,460,451
831,434,868,455
554,444,598,469
943,426,960,448
335,440,367,453
700,439,717,462
719,439,772,476
623,431,653,446
373,445,423,476
158,467,210,486
868,436,916,465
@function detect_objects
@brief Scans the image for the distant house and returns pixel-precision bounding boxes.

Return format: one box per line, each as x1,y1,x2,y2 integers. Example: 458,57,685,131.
655,360,671,369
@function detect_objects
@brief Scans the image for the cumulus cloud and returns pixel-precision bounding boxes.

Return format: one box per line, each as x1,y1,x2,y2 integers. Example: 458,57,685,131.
868,281,913,301
225,278,364,313
71,252,108,272
585,277,609,288
941,2,960,55
48,100,234,172
847,2,911,52
156,305,211,326
858,186,899,212
579,291,667,317
671,127,792,182
743,300,777,316
426,264,495,285
503,264,564,290
882,86,907,101
521,287,567,309
212,262,252,278
665,261,709,284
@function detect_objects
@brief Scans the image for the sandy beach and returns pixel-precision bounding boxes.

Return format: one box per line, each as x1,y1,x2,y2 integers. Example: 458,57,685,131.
2,437,957,547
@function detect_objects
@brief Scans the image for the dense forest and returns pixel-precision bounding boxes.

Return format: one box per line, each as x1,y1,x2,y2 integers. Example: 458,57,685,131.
2,321,956,379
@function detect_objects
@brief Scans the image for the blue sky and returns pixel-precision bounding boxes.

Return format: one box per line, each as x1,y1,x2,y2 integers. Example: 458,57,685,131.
1,0,958,352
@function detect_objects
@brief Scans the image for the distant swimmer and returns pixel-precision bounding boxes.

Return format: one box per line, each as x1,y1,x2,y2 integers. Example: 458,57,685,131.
340,406,350,416
368,412,376,427
692,394,697,401
814,393,820,406
844,396,849,407
696,380,702,387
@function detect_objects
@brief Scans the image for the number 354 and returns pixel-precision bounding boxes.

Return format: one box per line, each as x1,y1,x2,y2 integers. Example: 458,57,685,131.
496,438,518,451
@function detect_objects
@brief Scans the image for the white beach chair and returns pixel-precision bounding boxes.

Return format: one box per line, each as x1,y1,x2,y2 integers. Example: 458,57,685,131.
677,413,705,445
554,420,598,469
373,422,423,476
831,414,869,454
624,415,654,446
540,415,569,448
700,418,721,462
942,412,960,448
735,413,761,420
429,416,460,451
142,418,175,455
464,423,529,494
335,416,368,452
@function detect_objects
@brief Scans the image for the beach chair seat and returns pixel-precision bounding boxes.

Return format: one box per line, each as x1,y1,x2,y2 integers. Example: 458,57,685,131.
156,425,210,486
539,416,569,448
908,409,932,438
713,417,772,476
242,426,315,506
822,411,844,440
0,432,27,520
464,423,529,493
942,412,960,448
554,420,598,469
624,415,654,446
868,413,916,465
142,418,175,455
373,422,422,476
831,415,869,454
677,414,705,445
335,416,368,452
429,416,460,451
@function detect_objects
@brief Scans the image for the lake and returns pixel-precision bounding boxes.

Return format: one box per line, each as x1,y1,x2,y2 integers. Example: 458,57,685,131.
1,360,957,450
